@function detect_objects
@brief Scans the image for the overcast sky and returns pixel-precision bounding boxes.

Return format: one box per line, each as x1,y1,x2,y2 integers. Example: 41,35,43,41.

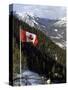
11,4,66,19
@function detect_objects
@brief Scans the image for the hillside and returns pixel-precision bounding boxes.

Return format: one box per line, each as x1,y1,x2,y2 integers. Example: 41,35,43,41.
9,12,66,83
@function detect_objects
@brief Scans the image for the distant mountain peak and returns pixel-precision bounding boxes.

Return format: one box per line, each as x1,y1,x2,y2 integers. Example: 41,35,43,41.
60,17,66,21
53,17,66,27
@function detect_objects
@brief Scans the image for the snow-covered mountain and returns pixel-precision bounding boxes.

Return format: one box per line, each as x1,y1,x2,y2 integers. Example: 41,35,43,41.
53,17,66,27
14,12,66,49
15,12,39,27
49,17,66,49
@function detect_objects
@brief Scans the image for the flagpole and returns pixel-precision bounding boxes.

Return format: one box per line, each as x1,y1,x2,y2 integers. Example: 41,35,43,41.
20,26,22,86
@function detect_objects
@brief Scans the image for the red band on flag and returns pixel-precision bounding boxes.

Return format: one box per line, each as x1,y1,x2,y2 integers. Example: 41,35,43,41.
34,36,38,46
20,30,26,42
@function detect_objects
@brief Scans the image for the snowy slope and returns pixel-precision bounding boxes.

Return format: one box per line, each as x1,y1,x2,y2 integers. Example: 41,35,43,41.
54,17,66,27
49,17,66,49
16,12,38,27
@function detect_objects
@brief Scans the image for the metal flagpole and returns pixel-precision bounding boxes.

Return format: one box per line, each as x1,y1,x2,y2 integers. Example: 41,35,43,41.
20,26,22,86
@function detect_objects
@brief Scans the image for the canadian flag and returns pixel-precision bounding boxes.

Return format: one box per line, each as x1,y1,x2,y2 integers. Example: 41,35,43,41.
20,30,38,46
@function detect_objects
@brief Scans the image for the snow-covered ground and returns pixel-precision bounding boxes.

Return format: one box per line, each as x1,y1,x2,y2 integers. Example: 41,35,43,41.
50,36,60,39
55,42,64,48
13,69,47,86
